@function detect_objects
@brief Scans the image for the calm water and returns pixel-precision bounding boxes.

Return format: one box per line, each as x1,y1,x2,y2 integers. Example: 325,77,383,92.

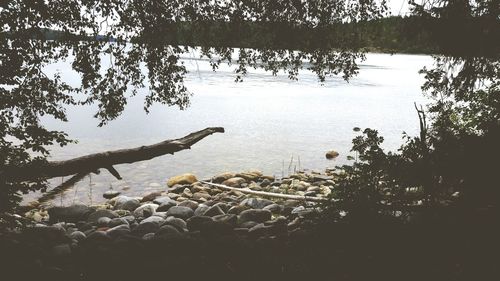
33,53,433,205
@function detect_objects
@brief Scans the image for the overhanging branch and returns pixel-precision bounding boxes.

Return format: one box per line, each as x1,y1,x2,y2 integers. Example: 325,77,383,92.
2,127,224,182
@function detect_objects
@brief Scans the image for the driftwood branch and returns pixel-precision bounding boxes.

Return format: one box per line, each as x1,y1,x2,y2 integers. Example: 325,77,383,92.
3,127,224,182
200,181,328,202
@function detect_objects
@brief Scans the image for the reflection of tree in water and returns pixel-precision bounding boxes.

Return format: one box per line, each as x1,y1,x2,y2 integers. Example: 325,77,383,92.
0,0,498,211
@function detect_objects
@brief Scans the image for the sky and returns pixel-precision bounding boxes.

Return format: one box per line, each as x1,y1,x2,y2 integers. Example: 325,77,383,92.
388,0,412,16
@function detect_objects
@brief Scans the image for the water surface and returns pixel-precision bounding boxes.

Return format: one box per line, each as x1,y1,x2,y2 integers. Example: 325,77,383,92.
36,53,433,205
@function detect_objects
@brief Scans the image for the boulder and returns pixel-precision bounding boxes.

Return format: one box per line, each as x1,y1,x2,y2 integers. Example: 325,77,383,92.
238,209,272,224
213,214,237,227
236,170,263,181
140,216,165,225
87,209,118,224
162,217,187,232
166,206,194,220
132,221,160,237
155,225,180,237
141,191,163,202
167,173,198,187
48,204,94,223
114,196,141,211
106,224,131,238
186,216,213,232
69,231,86,242
212,172,236,183
194,204,210,216
108,217,130,228
203,205,225,217
178,199,199,210
133,203,159,218
263,203,283,214
221,177,246,187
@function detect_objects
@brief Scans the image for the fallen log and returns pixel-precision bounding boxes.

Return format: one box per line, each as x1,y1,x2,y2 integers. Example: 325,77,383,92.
2,127,224,182
200,181,328,202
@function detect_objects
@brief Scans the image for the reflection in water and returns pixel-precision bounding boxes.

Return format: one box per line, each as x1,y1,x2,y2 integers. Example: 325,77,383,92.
31,53,433,205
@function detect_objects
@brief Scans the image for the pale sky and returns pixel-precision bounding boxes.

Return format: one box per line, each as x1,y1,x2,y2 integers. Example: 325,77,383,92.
388,0,412,16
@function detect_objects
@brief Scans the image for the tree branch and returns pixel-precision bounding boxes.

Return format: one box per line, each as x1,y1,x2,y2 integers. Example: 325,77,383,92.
2,127,224,182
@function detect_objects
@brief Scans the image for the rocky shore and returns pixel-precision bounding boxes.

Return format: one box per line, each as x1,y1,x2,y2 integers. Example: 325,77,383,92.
2,169,498,281
21,169,336,243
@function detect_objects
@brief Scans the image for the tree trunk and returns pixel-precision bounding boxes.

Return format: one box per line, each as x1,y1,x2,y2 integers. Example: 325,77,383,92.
2,127,224,182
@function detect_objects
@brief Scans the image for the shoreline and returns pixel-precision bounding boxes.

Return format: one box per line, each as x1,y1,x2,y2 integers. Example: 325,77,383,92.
21,169,337,241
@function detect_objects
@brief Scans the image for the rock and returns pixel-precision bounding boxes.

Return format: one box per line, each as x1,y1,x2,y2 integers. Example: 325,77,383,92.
203,205,225,217
152,212,167,218
51,244,72,256
69,231,86,242
283,200,302,207
221,177,246,187
238,209,272,224
142,233,155,240
212,202,231,212
24,209,49,222
182,188,193,198
186,216,213,232
263,204,283,214
140,216,165,225
97,217,111,227
241,198,274,209
212,172,236,183
114,196,141,211
312,174,334,182
108,217,129,228
192,192,211,202
194,204,210,216
260,179,271,187
103,190,121,199
236,170,263,181
240,221,259,229
178,200,199,210
154,196,175,205
162,217,187,232
141,191,163,202
166,206,194,220
48,204,94,223
155,225,181,237
114,209,131,217
192,184,211,193
168,184,186,194
291,206,305,215
132,221,159,237
156,198,177,212
213,214,237,227
228,205,248,215
167,173,198,187
86,231,110,242
133,203,159,218
325,150,340,159
106,224,131,238
248,223,272,237
87,209,118,224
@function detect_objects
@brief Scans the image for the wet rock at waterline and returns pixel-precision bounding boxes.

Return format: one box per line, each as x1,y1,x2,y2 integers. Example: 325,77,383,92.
325,150,339,159
167,173,198,187
19,169,337,247
103,190,121,199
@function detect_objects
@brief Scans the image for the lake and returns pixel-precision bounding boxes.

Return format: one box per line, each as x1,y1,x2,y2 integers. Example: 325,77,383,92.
34,52,434,205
